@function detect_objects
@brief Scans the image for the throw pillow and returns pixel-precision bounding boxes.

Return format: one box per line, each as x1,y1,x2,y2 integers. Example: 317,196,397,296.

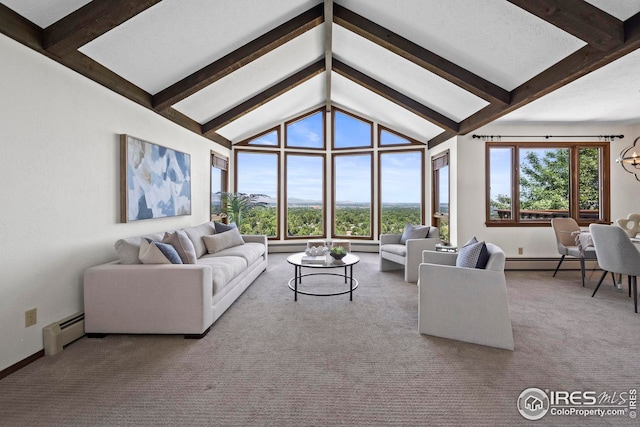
456,237,490,269
139,238,183,264
214,221,237,234
202,227,245,254
400,223,430,244
163,230,198,264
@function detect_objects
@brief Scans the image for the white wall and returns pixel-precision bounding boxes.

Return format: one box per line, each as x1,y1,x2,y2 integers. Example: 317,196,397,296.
0,34,229,372
449,122,640,258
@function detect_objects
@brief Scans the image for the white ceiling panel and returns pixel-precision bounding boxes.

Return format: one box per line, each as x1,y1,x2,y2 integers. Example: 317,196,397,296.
498,49,640,124
0,0,91,27
79,0,321,94
341,0,585,91
586,0,640,20
217,74,325,142
331,72,443,142
333,24,488,122
174,26,324,124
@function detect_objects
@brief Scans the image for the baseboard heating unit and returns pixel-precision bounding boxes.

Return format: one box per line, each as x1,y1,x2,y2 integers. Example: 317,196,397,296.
43,311,85,356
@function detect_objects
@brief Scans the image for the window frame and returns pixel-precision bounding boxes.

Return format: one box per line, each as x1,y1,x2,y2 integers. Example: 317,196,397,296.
284,108,325,150
233,149,281,240
236,126,280,147
331,152,374,239
431,150,449,242
485,141,610,227
332,107,373,150
378,125,422,147
378,148,425,235
284,152,326,240
210,152,229,220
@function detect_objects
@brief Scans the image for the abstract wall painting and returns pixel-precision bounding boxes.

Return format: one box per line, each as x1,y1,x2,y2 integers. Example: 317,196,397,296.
120,135,191,222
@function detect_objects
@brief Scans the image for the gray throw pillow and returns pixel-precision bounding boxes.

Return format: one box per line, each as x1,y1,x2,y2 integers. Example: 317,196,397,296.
400,223,430,244
202,227,245,254
163,230,198,264
214,221,237,233
456,237,490,269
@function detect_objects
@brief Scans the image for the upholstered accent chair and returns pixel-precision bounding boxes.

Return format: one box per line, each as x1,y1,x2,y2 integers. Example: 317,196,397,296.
417,243,514,350
551,217,597,287
589,224,640,313
379,225,440,283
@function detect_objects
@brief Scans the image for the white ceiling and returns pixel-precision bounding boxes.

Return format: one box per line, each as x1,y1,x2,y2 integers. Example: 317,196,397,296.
2,0,640,143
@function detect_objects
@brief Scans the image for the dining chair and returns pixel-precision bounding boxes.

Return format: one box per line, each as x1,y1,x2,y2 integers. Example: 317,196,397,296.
551,217,597,287
589,224,640,313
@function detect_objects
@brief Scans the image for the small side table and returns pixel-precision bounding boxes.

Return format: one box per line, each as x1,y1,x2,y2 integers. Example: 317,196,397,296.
435,243,457,253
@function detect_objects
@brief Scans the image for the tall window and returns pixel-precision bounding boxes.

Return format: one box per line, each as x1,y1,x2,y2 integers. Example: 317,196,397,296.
333,154,372,238
210,152,228,217
380,150,423,234
486,142,610,225
286,154,324,238
432,151,449,242
235,151,279,237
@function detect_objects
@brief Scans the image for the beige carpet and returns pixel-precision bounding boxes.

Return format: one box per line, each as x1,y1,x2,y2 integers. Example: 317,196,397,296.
1,253,639,426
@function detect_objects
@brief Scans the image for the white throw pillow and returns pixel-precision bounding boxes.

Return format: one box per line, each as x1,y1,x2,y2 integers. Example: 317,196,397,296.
202,227,245,254
139,239,183,264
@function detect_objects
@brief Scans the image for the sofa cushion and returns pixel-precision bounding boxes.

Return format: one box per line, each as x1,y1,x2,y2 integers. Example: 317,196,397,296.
214,221,237,233
456,237,490,269
183,221,216,259
206,242,266,265
163,230,197,264
197,256,248,294
203,227,245,254
114,232,164,264
380,243,407,257
139,239,183,264
400,224,430,244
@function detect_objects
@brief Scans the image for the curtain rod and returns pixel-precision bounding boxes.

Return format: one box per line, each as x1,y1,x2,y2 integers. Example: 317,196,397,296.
472,134,624,141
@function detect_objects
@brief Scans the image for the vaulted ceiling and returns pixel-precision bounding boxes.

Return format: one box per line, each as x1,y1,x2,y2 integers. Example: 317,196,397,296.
2,0,640,149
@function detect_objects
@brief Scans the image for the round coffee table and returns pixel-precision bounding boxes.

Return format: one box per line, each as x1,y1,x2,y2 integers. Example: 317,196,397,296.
287,252,360,301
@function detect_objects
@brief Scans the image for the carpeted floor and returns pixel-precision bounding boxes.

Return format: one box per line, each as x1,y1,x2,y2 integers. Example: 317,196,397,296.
1,252,639,426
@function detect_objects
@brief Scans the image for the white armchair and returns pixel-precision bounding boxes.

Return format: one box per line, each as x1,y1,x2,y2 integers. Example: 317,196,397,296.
417,243,514,350
379,226,440,283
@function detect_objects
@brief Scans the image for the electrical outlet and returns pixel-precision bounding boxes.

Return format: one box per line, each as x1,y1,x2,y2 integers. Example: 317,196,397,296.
25,308,37,327
518,247,524,255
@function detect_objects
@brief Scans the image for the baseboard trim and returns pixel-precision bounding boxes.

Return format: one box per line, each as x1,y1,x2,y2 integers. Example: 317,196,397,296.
505,257,599,271
0,350,44,381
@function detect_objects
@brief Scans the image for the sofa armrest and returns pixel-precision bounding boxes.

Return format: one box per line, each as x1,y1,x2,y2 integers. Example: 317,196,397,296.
404,237,441,282
422,249,457,265
241,234,267,245
83,263,214,335
380,233,402,245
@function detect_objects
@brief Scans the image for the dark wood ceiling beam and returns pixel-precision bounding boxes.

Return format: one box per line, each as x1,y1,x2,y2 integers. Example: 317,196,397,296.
0,3,230,146
333,4,510,106
43,0,162,57
428,131,457,149
333,60,459,133
202,60,325,136
507,0,623,51
153,3,324,111
455,11,640,139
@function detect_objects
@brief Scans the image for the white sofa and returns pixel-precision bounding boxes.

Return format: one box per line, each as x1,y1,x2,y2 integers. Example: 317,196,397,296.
83,221,267,338
379,226,440,283
417,243,514,350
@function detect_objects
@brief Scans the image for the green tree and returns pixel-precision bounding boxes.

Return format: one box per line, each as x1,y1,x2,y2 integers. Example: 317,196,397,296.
518,148,599,213
519,149,569,211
